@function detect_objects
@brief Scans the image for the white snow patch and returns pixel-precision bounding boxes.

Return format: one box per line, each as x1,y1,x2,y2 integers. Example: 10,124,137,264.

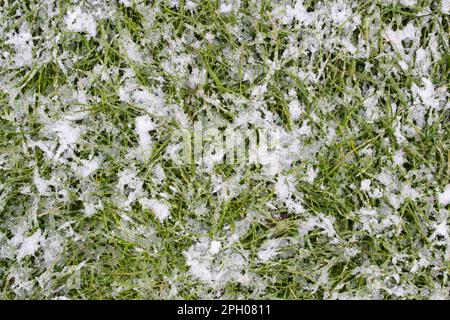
53,120,82,147
121,32,143,63
430,221,449,241
251,84,267,98
303,166,318,184
140,198,171,222
78,157,101,178
135,115,155,157
438,185,450,206
84,201,103,217
400,0,417,6
275,177,290,200
400,184,419,201
151,163,166,185
5,25,33,68
257,238,289,262
393,150,405,167
17,230,44,261
33,170,52,195
219,1,233,14
361,179,371,192
288,100,303,121
209,240,222,254
412,78,439,109
119,0,132,7
184,237,252,287
280,1,313,26
383,22,417,56
185,1,198,11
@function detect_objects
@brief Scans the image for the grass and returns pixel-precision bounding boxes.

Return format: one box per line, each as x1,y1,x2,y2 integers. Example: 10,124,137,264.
0,0,449,299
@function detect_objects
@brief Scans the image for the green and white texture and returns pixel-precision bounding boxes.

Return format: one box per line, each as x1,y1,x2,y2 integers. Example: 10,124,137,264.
0,0,449,299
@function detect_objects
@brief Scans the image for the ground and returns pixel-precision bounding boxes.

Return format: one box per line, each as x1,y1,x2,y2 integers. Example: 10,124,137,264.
0,0,449,299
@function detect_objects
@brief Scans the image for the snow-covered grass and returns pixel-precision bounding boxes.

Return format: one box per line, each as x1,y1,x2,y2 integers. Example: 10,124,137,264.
0,0,449,299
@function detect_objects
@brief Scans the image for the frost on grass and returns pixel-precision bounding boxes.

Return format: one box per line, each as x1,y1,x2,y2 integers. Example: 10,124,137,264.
0,0,449,299
65,7,97,39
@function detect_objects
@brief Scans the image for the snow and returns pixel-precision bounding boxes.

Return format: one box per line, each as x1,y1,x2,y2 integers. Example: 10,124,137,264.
383,22,417,56
121,32,144,63
33,170,52,195
139,198,171,222
185,1,197,11
298,121,312,136
135,115,155,157
430,221,449,241
184,238,252,287
151,164,166,185
400,0,417,5
219,2,233,15
412,78,439,110
65,7,97,38
5,25,33,67
393,150,405,167
361,179,371,192
119,0,132,7
330,1,353,26
280,1,313,26
53,121,82,147
251,84,267,97
438,185,450,206
209,240,222,254
257,238,289,262
84,201,103,217
369,188,383,199
117,168,138,191
275,177,290,200
77,158,101,178
400,184,419,201
288,100,303,121
17,230,44,261
304,166,318,184
442,0,450,15
1,0,449,300
42,235,63,266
